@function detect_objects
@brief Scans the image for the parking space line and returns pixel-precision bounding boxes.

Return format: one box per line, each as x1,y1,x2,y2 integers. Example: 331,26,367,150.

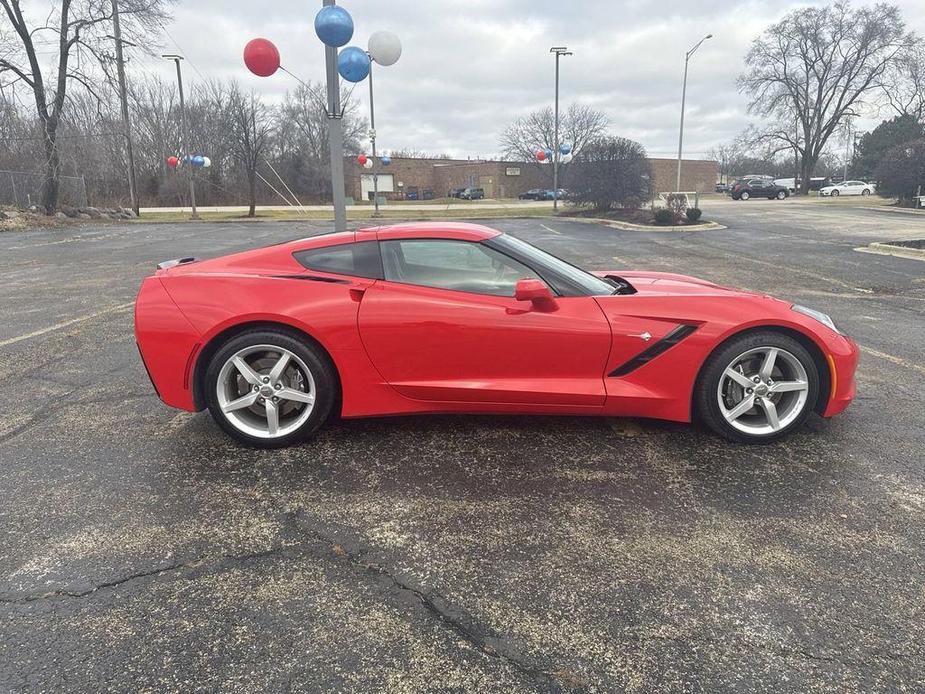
860,346,925,376
540,223,561,235
0,302,134,348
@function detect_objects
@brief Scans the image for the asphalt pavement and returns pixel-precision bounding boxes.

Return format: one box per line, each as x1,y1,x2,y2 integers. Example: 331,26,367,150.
1,198,924,692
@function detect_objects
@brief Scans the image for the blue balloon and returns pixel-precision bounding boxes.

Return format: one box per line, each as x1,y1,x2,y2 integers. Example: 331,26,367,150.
337,46,370,82
192,155,205,168
381,155,392,166
559,143,572,155
314,6,354,48
544,148,554,161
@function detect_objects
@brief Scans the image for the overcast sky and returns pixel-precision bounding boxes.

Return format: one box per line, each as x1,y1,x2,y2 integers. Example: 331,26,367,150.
129,0,925,161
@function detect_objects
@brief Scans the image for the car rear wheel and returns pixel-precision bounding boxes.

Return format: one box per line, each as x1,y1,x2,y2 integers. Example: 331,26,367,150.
695,331,819,443
205,330,336,448
740,191,750,200
862,189,871,196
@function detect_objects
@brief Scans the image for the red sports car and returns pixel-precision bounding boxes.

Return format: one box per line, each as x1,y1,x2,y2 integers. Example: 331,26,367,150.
135,222,858,447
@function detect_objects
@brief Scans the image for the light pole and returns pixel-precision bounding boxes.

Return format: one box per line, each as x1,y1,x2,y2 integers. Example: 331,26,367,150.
363,32,402,217
162,54,198,219
367,59,380,216
110,0,138,216
676,33,712,192
550,46,571,211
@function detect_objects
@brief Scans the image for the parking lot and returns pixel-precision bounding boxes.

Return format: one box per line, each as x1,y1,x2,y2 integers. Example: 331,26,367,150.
1,198,924,692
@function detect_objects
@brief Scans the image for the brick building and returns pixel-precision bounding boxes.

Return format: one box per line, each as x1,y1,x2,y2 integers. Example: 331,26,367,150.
344,156,718,201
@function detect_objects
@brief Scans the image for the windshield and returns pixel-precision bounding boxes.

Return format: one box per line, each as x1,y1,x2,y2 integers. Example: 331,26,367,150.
489,234,616,296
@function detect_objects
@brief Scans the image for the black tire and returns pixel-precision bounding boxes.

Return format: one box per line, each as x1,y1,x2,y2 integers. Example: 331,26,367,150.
776,190,787,200
862,189,871,196
740,191,750,200
204,329,337,448
831,189,839,197
695,331,820,444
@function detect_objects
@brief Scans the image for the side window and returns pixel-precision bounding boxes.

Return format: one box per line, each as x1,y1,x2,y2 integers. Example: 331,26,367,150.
380,239,540,297
293,241,382,279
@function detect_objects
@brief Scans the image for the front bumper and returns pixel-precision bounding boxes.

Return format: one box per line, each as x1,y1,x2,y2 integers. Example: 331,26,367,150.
822,334,860,417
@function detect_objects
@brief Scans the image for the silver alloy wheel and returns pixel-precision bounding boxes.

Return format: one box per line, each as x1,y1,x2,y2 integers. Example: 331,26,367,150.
741,191,750,200
216,344,316,439
717,346,809,436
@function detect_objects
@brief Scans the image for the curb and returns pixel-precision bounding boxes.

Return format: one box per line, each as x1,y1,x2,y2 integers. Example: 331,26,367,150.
566,216,727,232
855,242,925,262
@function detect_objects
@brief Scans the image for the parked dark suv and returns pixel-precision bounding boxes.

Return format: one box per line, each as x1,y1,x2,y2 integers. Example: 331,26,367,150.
460,187,485,200
730,178,789,201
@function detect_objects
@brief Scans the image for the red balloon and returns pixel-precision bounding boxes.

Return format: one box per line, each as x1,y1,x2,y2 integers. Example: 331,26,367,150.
356,154,368,166
167,156,179,168
535,149,546,161
244,38,280,77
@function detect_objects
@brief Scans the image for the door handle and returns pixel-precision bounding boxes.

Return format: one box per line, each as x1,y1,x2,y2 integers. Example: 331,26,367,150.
349,288,366,302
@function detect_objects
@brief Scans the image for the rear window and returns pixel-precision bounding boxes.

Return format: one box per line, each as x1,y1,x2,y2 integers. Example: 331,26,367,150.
293,241,382,279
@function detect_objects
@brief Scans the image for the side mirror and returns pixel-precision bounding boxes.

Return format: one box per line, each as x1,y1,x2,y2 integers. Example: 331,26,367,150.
514,278,556,309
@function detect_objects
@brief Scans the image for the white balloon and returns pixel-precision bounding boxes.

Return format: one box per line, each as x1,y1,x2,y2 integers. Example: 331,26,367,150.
363,157,374,169
368,31,402,66
202,156,212,168
561,153,573,164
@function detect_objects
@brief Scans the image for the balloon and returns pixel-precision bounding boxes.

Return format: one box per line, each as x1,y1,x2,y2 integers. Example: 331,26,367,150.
192,155,205,168
243,38,280,77
544,148,554,161
338,46,370,82
535,149,546,162
314,6,353,48
363,158,374,169
561,152,574,164
166,156,179,168
381,155,392,166
368,31,402,66
560,143,572,155
357,153,368,166
202,157,212,168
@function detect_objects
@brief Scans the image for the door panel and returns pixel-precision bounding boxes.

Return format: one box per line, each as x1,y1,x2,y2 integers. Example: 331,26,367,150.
358,281,612,406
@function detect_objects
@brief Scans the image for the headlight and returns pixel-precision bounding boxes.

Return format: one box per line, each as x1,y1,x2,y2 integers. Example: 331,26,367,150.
792,304,843,334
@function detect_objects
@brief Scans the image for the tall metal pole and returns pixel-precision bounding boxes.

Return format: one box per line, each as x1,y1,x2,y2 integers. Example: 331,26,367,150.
843,118,852,182
164,56,198,219
676,34,712,193
111,0,138,216
323,0,347,232
553,52,560,211
676,56,689,193
368,59,381,217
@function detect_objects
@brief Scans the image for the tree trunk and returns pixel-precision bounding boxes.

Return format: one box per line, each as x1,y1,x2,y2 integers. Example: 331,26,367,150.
248,171,256,218
41,124,61,213
799,154,816,196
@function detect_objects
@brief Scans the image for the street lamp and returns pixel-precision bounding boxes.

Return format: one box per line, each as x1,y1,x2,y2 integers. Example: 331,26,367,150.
550,46,572,211
675,33,712,193
162,53,198,219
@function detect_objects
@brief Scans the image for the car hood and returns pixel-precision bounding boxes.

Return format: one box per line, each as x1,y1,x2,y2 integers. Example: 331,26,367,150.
593,270,768,299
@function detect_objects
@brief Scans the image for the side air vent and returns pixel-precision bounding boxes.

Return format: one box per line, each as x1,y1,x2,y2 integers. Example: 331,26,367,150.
157,257,199,270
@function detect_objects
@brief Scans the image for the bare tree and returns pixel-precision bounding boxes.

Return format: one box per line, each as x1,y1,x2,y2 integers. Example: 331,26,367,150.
882,44,925,121
499,103,607,183
738,2,917,194
228,83,272,218
0,0,173,212
569,136,651,211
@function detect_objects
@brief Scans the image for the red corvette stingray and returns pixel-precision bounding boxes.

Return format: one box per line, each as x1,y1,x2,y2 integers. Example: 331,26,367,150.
135,222,858,447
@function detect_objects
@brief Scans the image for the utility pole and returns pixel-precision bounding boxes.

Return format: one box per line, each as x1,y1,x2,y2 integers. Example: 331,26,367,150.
843,118,852,182
676,34,712,192
550,47,571,212
323,0,347,232
110,0,138,216
367,59,381,217
162,54,198,219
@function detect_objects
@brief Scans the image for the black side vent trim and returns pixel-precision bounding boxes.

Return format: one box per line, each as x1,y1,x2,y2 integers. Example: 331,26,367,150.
270,274,351,285
608,324,698,377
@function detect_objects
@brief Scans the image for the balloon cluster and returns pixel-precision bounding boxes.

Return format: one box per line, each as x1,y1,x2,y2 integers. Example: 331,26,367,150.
535,143,574,164
167,155,212,169
356,153,392,169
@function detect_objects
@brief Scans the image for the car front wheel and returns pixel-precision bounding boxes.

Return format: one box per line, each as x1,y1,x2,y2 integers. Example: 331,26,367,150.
695,331,819,443
831,189,840,197
205,330,336,448
740,191,750,200
776,190,787,200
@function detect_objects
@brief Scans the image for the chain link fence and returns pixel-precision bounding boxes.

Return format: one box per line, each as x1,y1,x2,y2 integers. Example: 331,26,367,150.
0,170,88,209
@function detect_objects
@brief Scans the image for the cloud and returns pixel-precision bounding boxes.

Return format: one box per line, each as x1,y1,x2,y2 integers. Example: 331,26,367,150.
130,0,925,159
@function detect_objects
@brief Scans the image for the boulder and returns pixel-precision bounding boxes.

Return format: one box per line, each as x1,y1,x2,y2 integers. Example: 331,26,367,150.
81,207,102,219
55,212,67,219
78,213,92,219
60,206,79,218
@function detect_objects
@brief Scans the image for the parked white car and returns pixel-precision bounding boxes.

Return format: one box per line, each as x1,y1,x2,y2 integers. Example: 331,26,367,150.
819,180,876,197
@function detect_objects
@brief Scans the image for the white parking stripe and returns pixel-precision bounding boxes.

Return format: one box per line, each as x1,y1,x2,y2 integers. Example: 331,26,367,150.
0,302,134,348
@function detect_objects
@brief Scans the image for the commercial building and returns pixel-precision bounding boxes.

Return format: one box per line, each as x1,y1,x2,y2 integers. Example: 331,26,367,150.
344,156,718,201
